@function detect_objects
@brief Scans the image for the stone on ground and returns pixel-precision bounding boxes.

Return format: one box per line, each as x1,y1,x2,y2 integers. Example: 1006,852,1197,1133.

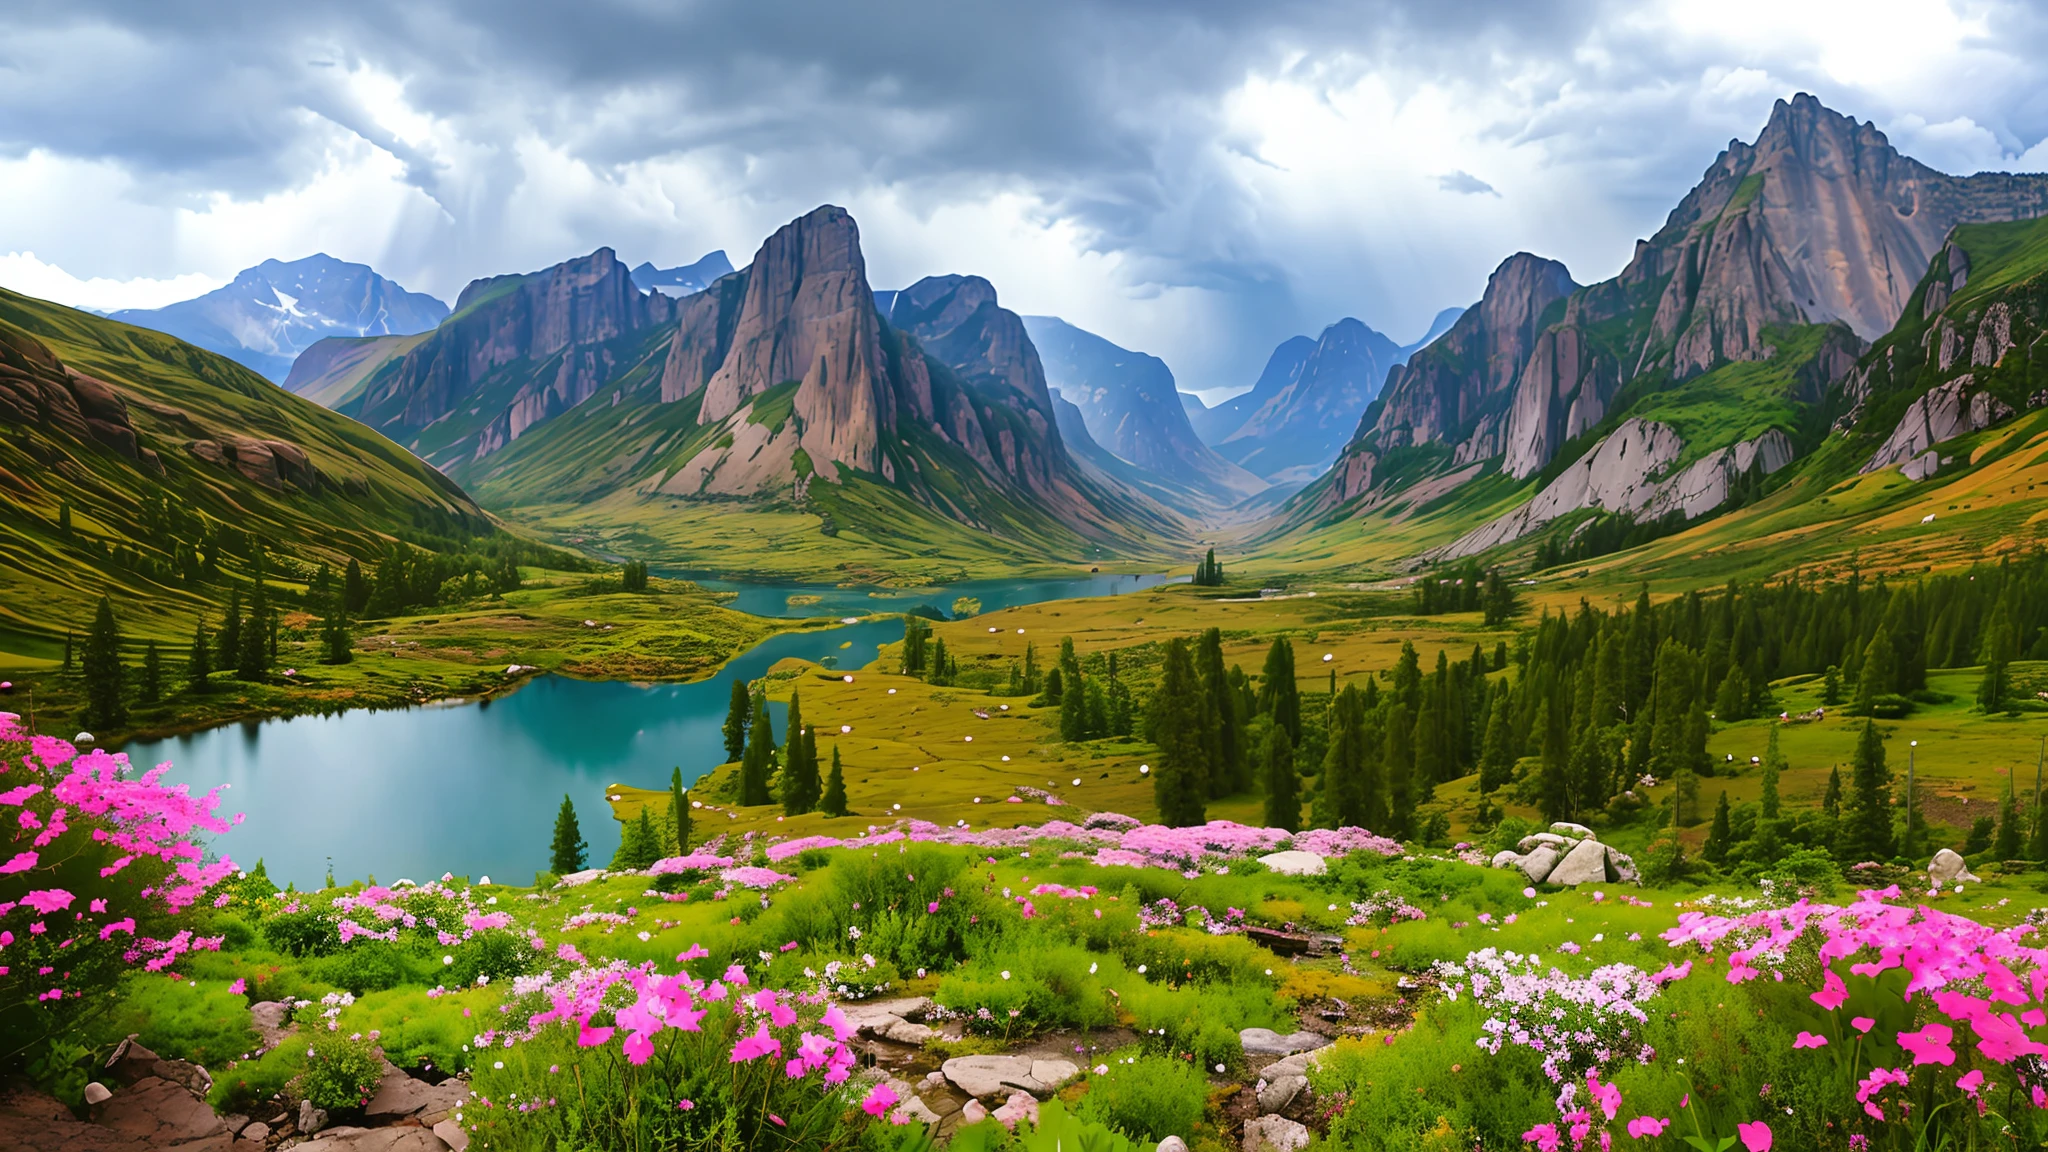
1240,1028,1329,1056
1546,838,1612,887
942,1055,1076,1100
1257,1073,1308,1113
1517,845,1561,883
97,1076,233,1150
300,1100,329,1135
295,1126,454,1151
364,1063,469,1124
432,1120,470,1151
1156,1138,1190,1152
1257,850,1326,876
1929,848,1982,885
1243,1114,1312,1152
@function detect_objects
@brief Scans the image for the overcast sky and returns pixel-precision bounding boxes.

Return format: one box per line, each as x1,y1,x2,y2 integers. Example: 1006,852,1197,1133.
4,1,2048,398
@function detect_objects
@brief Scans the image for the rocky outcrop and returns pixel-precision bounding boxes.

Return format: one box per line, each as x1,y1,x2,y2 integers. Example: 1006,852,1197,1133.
0,326,144,461
1191,336,1314,443
1500,321,1623,479
1023,314,1265,505
1239,1028,1330,1056
1244,1114,1312,1152
1217,319,1405,483
940,1055,1080,1101
1492,823,1639,886
349,247,672,464
1861,375,2014,478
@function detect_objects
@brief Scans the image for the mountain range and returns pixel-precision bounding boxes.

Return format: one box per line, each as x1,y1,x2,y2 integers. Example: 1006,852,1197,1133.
1280,93,2048,571
1184,309,1462,484
109,255,447,383
631,252,736,298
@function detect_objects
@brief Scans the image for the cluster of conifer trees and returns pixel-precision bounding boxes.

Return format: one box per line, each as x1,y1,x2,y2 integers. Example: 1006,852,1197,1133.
720,683,848,818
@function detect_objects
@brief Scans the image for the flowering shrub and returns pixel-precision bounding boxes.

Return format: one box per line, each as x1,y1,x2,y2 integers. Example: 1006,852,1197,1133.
1346,891,1429,928
0,717,239,1075
468,951,893,1150
649,852,736,873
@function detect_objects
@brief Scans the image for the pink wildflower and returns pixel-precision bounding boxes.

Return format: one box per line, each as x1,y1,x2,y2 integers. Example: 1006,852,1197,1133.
1735,1121,1772,1152
1625,1116,1669,1138
1792,1032,1827,1049
861,1081,899,1117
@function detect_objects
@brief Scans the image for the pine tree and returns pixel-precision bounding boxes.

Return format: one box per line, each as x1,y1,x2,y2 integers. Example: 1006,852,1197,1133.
1479,681,1514,793
668,766,691,854
1323,686,1369,829
1760,726,1784,820
722,679,751,762
321,609,353,664
1384,701,1415,837
140,641,162,705
1261,722,1299,832
782,690,820,815
81,596,127,729
1672,766,1700,827
1822,765,1843,819
1703,791,1732,865
1713,665,1751,721
1839,720,1895,863
238,603,269,680
1197,629,1242,797
343,558,370,615
1978,618,2015,712
549,795,587,875
821,747,848,817
1995,773,2023,861
1822,665,1843,706
1257,638,1301,744
613,808,661,870
740,694,775,806
1854,626,1895,714
186,618,212,694
1149,638,1208,827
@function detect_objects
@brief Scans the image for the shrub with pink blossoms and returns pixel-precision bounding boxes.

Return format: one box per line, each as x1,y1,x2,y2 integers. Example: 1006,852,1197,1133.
0,716,239,1074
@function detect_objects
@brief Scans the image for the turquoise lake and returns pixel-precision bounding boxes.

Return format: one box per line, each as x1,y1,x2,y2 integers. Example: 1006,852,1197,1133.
126,575,1181,887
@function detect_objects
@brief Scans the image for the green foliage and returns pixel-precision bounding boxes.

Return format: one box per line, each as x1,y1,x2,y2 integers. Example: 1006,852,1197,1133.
446,931,539,989
315,944,417,994
298,1031,383,1113
81,595,127,729
1076,1055,1206,1143
103,975,258,1071
549,794,587,875
208,1042,305,1115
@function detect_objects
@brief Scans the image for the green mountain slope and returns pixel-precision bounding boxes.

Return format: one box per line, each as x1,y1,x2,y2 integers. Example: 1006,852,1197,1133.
0,287,498,662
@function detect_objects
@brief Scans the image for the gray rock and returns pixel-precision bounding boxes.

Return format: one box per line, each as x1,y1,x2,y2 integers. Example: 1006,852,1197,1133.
941,1055,1074,1101
1549,822,1595,839
893,1094,942,1125
250,1002,291,1049
151,1059,212,1100
961,1099,989,1125
1929,848,1982,886
1262,1046,1331,1082
300,1099,329,1135
432,1120,469,1151
1546,838,1612,887
82,1082,112,1106
102,1036,160,1085
1864,376,2013,476
882,1021,937,1045
1243,1114,1312,1152
1157,1139,1190,1152
991,1090,1039,1128
1518,845,1560,884
1490,849,1525,870
1516,832,1570,853
1240,1028,1329,1056
365,1065,468,1124
1257,850,1326,876
1257,1074,1308,1113
242,1122,271,1143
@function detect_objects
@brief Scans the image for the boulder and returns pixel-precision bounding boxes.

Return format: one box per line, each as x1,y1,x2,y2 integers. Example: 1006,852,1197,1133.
1262,1046,1331,1082
151,1059,213,1101
294,1127,454,1151
882,1020,938,1045
556,869,606,888
1257,850,1327,876
941,1055,1075,1100
249,1001,292,1048
1157,1138,1191,1152
0,1085,157,1152
102,1037,162,1085
1490,850,1525,870
364,1065,469,1124
97,1076,234,1150
1929,848,1982,886
893,1094,943,1126
1546,838,1612,887
83,1082,113,1106
1610,850,1641,885
1243,1114,1312,1152
1518,845,1560,884
1257,1074,1308,1113
1240,1028,1329,1056
432,1121,469,1152
961,1100,989,1126
1549,822,1595,839
1517,832,1571,853
300,1100,330,1135
241,1122,270,1143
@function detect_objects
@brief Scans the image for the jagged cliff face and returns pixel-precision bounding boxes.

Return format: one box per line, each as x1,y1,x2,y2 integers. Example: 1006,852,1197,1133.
347,248,672,465
1215,318,1404,482
1296,93,2048,530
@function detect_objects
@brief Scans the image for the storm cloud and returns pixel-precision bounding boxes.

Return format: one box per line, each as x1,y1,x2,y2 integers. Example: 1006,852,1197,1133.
5,0,2048,394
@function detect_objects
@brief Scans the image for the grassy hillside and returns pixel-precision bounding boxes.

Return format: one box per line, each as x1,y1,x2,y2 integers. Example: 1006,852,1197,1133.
0,288,492,664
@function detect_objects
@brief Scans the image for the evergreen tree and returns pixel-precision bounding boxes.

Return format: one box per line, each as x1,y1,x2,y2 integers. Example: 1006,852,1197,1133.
722,678,751,762
139,641,162,705
1149,638,1208,827
1261,722,1299,832
1323,686,1370,829
186,618,212,695
80,596,127,729
1822,766,1843,819
2030,791,2048,864
1672,766,1700,827
1713,665,1751,721
321,608,353,664
1479,681,1514,793
549,795,587,875
1197,628,1243,796
1854,625,1895,714
237,604,269,680
1978,618,2015,712
1059,639,1088,742
1963,817,1995,856
1481,567,1519,626
343,558,370,615
613,808,661,870
821,747,848,817
1839,720,1895,863
782,690,820,815
1821,665,1843,706
1703,791,1732,865
1995,773,2024,861
740,694,775,806
1760,726,1784,820
669,766,691,854
1384,701,1415,837
1256,638,1300,744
